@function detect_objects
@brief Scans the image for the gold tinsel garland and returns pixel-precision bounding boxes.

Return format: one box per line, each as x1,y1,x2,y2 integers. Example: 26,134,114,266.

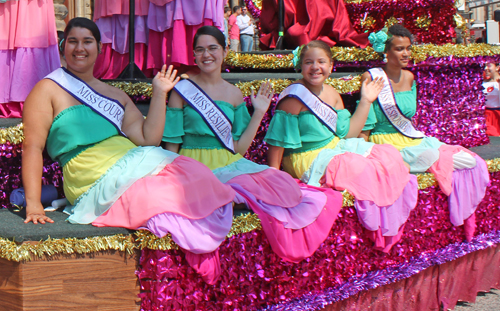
107,81,153,97
133,213,263,251
0,234,136,262
486,158,500,173
251,0,262,10
225,44,500,69
235,76,362,97
134,231,179,251
0,123,24,145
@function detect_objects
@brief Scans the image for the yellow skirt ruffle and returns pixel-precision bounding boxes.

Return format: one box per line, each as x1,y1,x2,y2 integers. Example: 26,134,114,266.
282,137,340,179
63,136,135,204
180,148,243,170
369,133,423,151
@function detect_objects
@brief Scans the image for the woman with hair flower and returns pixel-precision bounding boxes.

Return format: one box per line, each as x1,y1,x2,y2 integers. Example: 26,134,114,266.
360,24,490,240
265,40,419,252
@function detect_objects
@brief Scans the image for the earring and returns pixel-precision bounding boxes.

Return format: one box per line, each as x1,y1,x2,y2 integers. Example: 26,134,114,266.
383,54,387,63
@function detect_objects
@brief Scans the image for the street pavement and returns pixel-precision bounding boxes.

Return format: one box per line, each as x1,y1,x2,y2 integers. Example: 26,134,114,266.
454,289,499,311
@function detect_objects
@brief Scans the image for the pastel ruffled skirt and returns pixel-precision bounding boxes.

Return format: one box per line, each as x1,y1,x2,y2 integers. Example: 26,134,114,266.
175,147,343,283
369,133,490,241
284,137,419,252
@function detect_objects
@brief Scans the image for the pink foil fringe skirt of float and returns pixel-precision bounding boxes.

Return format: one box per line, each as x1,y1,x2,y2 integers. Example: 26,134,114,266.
136,171,500,310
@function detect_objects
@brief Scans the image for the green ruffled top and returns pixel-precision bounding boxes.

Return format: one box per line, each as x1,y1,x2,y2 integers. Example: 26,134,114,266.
362,82,417,134
162,101,251,149
264,109,351,156
47,105,120,166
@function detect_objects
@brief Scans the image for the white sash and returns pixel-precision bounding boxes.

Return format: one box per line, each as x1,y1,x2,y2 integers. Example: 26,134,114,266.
45,68,126,136
278,84,338,134
369,68,425,139
173,79,235,153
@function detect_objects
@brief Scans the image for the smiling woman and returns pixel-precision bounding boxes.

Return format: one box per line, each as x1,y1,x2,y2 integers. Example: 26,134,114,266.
360,24,490,240
21,19,238,272
265,40,419,252
162,26,342,282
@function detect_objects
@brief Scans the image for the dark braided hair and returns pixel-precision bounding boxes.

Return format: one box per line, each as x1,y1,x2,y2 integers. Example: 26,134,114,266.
385,24,413,52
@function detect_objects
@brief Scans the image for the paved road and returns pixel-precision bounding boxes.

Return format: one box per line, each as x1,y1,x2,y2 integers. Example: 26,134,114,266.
454,289,499,311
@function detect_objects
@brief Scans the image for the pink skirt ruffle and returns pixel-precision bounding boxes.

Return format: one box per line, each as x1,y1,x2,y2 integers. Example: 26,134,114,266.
322,144,411,207
93,0,149,20
180,169,343,284
448,156,489,241
356,175,419,252
94,43,151,79
235,183,343,263
0,102,22,118
0,0,57,49
92,155,235,229
0,45,60,104
147,19,214,71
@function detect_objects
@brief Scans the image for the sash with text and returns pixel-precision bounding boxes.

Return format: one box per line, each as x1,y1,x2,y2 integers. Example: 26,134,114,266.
45,68,126,136
173,79,235,153
279,83,338,134
369,68,425,139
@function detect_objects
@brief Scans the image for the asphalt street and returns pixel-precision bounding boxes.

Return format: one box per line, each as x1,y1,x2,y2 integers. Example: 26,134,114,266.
454,289,499,311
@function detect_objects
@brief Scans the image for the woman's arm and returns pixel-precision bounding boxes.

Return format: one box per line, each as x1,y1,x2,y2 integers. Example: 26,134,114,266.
267,145,284,169
345,73,383,138
122,65,180,146
22,80,56,224
359,130,371,141
163,89,185,153
233,81,274,155
266,97,302,169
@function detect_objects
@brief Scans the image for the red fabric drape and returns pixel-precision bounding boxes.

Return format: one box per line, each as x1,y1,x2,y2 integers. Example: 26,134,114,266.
259,0,369,50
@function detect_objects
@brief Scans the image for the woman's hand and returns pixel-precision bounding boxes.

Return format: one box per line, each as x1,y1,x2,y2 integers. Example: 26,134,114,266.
152,65,181,97
24,205,54,224
250,81,274,115
360,77,384,104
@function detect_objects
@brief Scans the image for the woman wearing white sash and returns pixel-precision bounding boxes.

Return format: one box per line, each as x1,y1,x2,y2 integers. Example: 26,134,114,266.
265,40,418,252
164,26,342,265
360,25,489,241
483,62,500,136
22,19,236,272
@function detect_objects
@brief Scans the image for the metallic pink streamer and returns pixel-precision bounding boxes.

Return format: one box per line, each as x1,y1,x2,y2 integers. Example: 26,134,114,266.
137,172,500,310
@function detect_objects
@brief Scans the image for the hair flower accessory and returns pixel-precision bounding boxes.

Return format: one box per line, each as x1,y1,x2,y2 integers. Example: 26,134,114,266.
292,45,304,70
369,28,391,53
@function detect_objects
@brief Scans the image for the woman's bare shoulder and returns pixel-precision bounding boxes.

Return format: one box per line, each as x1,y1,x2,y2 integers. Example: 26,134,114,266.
224,81,244,106
97,81,132,105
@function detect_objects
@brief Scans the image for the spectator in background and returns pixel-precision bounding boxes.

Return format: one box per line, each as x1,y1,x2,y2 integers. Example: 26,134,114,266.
228,6,242,52
237,7,255,52
223,7,231,46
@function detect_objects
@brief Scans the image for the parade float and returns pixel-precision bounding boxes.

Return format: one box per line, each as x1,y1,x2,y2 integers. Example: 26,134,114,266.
1,0,500,310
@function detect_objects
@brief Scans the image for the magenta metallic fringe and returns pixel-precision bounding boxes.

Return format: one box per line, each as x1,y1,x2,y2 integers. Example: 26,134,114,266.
411,62,489,148
136,172,500,311
0,147,63,208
